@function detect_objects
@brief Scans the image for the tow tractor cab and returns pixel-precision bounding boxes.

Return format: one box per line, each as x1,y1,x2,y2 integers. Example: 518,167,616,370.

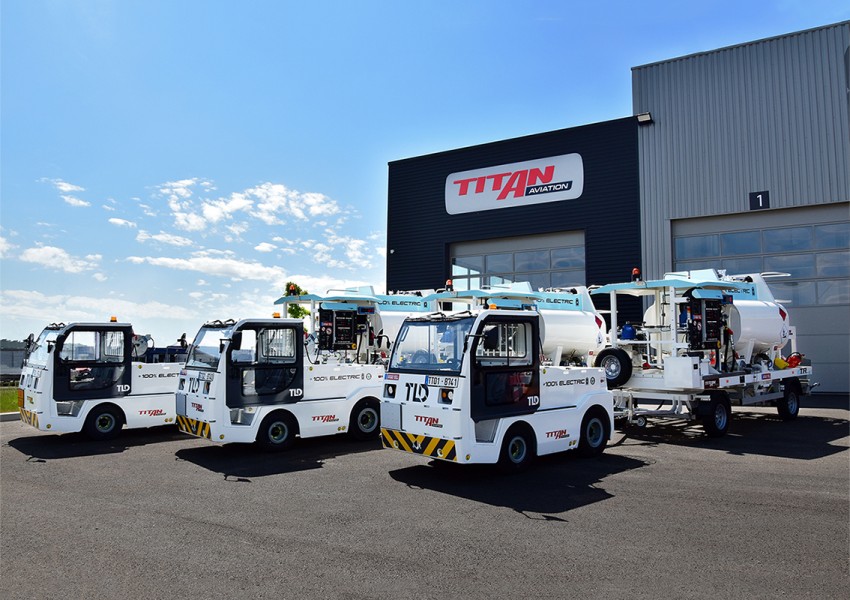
380,289,614,471
430,281,607,366
175,291,422,449
591,268,814,436
17,321,186,440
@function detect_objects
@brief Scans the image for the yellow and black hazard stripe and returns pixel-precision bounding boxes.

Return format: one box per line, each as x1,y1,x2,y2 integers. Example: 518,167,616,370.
19,408,39,429
381,428,457,462
176,415,211,439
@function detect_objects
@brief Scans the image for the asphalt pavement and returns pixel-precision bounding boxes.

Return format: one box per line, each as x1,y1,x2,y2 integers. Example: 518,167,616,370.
1,395,848,599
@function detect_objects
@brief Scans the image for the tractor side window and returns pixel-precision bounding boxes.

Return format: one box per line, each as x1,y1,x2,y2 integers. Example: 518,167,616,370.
475,322,533,368
60,330,125,392
258,328,297,364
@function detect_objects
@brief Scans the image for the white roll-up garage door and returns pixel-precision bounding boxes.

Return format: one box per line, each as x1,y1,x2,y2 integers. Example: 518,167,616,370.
672,203,849,392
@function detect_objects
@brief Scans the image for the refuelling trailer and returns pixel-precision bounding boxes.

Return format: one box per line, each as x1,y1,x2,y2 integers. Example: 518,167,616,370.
380,287,613,471
591,270,815,436
17,321,186,440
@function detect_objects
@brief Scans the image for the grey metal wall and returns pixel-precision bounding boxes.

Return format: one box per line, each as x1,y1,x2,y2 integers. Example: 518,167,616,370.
632,21,850,279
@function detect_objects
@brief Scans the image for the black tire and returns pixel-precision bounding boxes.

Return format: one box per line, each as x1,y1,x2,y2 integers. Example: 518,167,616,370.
578,408,610,457
257,411,298,451
83,404,123,441
702,392,731,438
777,378,801,421
595,348,633,388
349,400,380,440
497,426,535,473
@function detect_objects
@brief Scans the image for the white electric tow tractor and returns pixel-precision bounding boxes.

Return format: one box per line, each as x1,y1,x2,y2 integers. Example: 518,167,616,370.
17,321,187,440
175,289,433,450
380,285,614,471
591,269,815,436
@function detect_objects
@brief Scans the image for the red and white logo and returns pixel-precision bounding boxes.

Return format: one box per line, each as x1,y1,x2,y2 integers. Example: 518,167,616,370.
445,153,584,214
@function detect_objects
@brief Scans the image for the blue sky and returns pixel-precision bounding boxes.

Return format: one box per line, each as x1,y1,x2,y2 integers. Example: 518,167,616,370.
1,0,847,345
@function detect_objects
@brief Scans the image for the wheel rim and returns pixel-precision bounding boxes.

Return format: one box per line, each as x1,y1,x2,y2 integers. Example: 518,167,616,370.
586,417,604,447
268,421,289,444
358,407,378,433
507,436,527,463
714,404,728,430
96,413,116,433
602,356,621,379
787,392,799,414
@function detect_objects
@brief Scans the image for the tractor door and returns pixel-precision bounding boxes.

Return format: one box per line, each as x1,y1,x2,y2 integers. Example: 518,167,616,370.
53,325,133,401
225,324,304,408
470,316,541,422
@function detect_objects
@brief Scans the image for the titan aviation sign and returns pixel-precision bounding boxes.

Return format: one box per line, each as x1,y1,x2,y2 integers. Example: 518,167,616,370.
445,153,584,215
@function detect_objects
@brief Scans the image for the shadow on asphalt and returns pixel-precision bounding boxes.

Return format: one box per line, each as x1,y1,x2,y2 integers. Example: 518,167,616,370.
174,435,382,480
4,425,186,461
388,452,649,520
615,408,849,460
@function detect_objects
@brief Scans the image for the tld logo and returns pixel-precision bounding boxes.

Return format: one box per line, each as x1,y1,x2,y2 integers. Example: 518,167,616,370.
527,395,540,406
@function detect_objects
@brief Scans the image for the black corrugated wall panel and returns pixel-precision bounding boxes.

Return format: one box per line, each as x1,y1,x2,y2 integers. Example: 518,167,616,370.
386,117,642,320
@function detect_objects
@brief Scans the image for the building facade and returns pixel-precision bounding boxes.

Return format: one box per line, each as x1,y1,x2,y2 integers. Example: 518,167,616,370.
386,21,849,392
633,22,849,392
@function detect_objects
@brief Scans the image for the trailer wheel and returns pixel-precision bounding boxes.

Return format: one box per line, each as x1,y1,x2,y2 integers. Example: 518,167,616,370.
578,407,609,457
257,412,297,451
349,399,380,440
498,426,535,473
83,404,123,441
594,348,633,388
702,392,731,438
777,378,801,421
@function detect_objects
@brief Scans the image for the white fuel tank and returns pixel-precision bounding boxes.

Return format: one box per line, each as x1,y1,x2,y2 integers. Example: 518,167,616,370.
538,309,606,360
727,300,790,356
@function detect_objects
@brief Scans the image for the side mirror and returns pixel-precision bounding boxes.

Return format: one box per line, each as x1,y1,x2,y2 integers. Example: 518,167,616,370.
463,333,483,354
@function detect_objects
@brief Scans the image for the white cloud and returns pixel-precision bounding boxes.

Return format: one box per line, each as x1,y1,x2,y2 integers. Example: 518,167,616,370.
0,289,197,327
153,178,343,238
246,183,340,225
62,195,91,208
93,273,108,282
136,230,194,247
19,245,100,273
126,254,287,285
201,192,253,224
109,218,137,228
48,179,85,193
0,236,14,258
255,242,277,253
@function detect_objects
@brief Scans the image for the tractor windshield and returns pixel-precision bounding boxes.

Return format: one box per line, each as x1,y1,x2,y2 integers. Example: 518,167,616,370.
389,315,475,374
186,323,236,370
24,328,61,368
